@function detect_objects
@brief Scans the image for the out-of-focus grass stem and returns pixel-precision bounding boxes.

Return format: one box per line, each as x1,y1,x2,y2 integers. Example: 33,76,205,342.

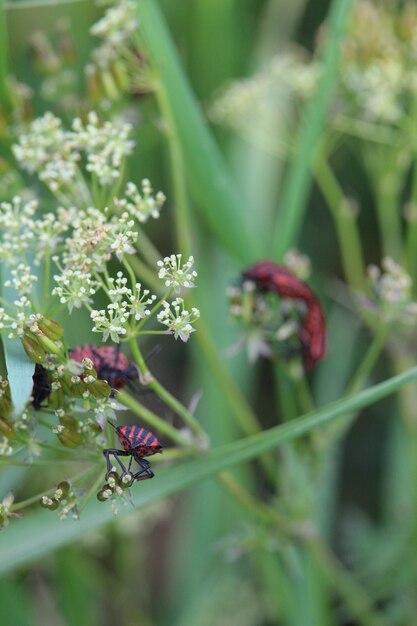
315,148,367,292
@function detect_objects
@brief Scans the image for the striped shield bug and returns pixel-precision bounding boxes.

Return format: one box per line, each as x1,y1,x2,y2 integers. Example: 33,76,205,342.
241,260,326,369
103,421,163,483
69,344,138,390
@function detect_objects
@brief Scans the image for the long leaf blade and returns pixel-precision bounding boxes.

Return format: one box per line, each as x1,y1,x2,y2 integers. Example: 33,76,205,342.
270,0,352,259
0,364,416,575
136,0,256,263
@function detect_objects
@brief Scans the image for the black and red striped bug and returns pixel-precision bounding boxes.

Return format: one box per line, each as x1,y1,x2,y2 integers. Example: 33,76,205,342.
69,344,138,390
242,260,326,370
103,421,163,482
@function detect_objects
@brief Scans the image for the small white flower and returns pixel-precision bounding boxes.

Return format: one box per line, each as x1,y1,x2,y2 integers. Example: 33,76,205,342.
129,283,156,321
157,298,200,342
116,179,166,223
90,302,129,343
157,254,197,290
52,268,98,312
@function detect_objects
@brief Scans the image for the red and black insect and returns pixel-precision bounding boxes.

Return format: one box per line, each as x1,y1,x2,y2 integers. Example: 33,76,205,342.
242,260,326,369
103,421,163,482
69,344,138,390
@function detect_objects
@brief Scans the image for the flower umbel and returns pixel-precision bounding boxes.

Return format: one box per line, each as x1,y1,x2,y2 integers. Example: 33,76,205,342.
157,254,197,290
157,298,200,342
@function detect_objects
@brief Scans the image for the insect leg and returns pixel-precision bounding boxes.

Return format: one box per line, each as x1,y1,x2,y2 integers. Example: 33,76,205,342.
132,454,154,481
103,448,131,479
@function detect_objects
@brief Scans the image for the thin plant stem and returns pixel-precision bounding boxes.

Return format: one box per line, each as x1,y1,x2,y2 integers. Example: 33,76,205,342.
128,339,206,437
136,225,163,267
10,465,98,513
154,79,193,257
128,255,164,295
116,388,194,447
346,323,389,395
315,149,367,292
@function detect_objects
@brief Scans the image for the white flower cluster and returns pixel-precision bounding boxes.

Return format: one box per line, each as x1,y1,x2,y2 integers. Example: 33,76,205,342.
157,254,197,290
90,0,138,48
115,179,166,223
4,264,38,295
210,50,320,146
157,298,200,342
52,267,98,313
337,1,417,125
13,111,134,195
71,112,134,185
367,257,417,324
90,271,156,342
0,493,14,528
52,208,138,311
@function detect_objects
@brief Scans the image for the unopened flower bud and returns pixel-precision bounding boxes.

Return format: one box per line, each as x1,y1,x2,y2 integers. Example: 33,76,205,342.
58,428,82,448
37,317,64,341
21,335,47,363
0,416,16,440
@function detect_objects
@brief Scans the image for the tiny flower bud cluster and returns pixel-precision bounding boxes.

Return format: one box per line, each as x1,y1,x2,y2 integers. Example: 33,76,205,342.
90,273,157,342
283,249,311,281
157,254,197,290
40,481,79,520
90,0,138,48
115,180,166,223
367,257,417,324
157,298,200,342
0,493,15,529
210,50,320,147
71,112,134,186
13,111,134,196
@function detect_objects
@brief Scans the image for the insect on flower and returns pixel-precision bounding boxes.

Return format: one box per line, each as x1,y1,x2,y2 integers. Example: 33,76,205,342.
103,421,163,483
31,363,52,409
69,343,138,390
241,260,326,369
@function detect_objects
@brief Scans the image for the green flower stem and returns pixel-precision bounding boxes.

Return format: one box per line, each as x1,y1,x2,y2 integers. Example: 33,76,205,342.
128,338,206,438
306,536,389,626
218,471,287,531
10,466,98,513
332,115,404,146
154,79,193,257
128,255,164,295
116,388,195,447
318,324,389,445
364,144,405,261
275,368,299,422
122,257,138,294
375,181,403,261
135,287,172,332
314,149,367,292
78,471,105,514
346,323,389,395
192,311,263,436
405,154,417,287
191,315,277,481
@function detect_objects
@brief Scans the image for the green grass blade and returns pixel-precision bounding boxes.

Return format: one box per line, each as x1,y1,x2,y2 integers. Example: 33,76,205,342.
270,0,352,259
0,364,416,574
136,0,256,263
